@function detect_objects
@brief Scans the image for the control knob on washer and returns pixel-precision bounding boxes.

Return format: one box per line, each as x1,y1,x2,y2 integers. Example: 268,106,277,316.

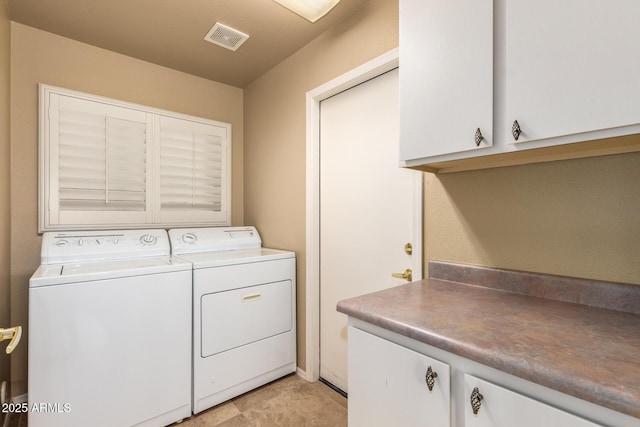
139,234,157,246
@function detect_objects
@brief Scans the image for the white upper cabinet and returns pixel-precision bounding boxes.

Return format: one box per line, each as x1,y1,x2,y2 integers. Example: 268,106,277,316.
40,85,231,231
399,0,494,161
400,0,640,172
505,0,640,145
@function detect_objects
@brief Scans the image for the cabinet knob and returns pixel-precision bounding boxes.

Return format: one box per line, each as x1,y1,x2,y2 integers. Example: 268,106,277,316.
474,128,484,146
470,387,484,415
511,120,522,141
425,366,438,392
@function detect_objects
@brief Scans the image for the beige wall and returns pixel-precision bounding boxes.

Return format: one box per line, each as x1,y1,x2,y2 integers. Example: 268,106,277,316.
243,0,399,372
244,0,640,375
425,151,640,285
9,22,244,395
4,0,639,397
1,0,11,396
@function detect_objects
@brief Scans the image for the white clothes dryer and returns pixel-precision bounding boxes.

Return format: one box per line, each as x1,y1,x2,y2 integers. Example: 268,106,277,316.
168,226,296,414
29,230,192,427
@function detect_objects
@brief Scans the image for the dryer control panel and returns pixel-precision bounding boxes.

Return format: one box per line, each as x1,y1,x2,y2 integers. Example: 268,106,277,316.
41,229,170,264
169,226,262,255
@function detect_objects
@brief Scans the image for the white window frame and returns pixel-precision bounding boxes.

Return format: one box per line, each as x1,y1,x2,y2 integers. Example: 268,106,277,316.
39,84,232,232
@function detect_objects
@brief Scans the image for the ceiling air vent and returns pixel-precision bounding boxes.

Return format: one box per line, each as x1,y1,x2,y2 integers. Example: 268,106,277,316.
204,22,249,51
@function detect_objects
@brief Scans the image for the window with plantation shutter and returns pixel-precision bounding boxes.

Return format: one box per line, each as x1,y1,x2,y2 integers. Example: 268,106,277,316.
39,85,231,231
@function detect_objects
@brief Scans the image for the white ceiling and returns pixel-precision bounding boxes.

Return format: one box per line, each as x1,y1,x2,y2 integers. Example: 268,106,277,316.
7,0,370,88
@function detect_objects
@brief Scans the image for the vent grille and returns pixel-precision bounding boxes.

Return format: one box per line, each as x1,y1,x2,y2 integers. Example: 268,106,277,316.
204,22,249,51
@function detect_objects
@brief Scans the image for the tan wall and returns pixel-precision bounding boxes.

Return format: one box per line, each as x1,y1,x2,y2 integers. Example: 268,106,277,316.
244,0,640,375
425,151,640,285
0,0,11,396
243,0,399,372
9,22,244,395
6,0,639,398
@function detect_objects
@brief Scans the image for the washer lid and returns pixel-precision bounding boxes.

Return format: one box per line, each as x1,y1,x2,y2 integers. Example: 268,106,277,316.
173,247,294,269
29,256,192,288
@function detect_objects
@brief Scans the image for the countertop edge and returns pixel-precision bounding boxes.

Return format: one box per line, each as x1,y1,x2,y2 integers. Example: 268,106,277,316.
336,280,640,419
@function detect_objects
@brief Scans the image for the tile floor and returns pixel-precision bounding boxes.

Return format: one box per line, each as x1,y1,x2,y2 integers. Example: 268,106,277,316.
177,374,347,427
7,374,347,427
6,411,26,427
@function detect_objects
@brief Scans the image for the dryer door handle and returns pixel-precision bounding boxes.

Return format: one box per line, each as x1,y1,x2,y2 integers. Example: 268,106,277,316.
241,292,262,303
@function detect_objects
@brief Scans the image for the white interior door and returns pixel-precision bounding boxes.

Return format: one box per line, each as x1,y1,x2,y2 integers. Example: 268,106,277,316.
319,68,422,392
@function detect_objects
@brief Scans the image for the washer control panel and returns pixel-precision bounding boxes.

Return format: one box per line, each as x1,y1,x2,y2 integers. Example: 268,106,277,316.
41,229,170,264
169,226,261,255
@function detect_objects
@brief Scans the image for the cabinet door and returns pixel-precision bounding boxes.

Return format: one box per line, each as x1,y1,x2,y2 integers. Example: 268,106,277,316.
400,0,493,161
506,0,640,144
464,375,602,427
348,327,450,427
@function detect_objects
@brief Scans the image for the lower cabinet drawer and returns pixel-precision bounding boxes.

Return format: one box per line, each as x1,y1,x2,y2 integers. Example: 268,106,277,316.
464,374,602,427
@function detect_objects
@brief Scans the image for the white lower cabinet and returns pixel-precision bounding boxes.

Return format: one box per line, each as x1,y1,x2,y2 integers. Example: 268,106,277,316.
347,324,634,427
348,327,451,427
464,375,601,427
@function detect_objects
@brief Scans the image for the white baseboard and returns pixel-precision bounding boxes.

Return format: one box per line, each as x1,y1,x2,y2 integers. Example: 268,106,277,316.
12,394,27,404
296,367,312,381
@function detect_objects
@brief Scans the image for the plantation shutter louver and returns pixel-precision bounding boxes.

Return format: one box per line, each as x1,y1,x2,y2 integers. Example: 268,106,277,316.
158,115,229,223
46,94,151,227
57,107,147,211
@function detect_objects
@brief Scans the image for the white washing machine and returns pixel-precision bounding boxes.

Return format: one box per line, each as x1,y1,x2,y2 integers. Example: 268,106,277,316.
168,226,296,414
29,229,192,427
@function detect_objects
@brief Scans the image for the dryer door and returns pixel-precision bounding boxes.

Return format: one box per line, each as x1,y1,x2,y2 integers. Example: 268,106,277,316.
200,280,293,357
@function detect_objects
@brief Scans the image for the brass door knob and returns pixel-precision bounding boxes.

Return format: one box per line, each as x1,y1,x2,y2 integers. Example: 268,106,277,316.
391,268,413,282
404,243,413,255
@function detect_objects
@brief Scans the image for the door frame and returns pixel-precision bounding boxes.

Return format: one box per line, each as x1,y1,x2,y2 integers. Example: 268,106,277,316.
304,48,422,381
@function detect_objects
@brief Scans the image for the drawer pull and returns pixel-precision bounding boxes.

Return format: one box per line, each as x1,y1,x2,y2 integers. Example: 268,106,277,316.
241,292,262,302
470,387,484,415
425,366,438,392
511,120,522,141
474,128,484,146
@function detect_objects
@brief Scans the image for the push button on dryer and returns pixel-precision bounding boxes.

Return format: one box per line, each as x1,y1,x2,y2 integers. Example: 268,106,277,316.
182,233,197,244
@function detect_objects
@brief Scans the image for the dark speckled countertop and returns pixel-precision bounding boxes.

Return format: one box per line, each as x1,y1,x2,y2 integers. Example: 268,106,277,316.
337,261,640,420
